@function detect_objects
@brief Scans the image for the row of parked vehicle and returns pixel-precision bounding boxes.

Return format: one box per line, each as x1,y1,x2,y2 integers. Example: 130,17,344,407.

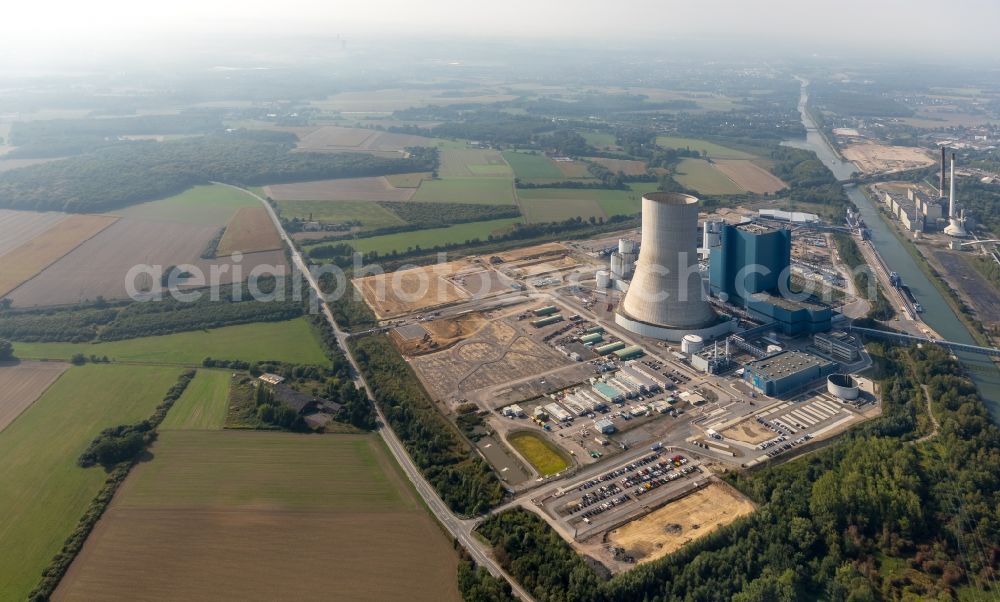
580,494,631,523
577,453,662,491
763,434,813,458
618,457,689,489
576,483,623,511
632,465,700,498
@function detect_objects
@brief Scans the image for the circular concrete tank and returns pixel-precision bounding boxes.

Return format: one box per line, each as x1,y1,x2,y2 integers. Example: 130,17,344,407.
681,334,704,354
827,373,860,400
596,270,611,289
618,192,717,334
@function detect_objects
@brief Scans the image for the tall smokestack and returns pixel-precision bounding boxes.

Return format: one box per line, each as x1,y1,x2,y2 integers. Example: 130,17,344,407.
950,152,956,218
940,147,947,197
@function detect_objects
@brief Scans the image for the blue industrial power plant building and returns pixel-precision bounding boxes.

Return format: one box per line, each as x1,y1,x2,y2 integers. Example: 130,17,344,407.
744,350,837,397
709,222,830,335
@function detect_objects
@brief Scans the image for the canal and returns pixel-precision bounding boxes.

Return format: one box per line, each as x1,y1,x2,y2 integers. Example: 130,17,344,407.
785,80,1000,417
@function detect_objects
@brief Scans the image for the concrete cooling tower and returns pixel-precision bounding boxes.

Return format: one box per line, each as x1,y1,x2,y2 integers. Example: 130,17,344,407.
616,192,730,341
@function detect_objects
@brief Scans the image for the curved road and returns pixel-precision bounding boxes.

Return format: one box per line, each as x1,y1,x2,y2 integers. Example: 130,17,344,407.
231,184,535,601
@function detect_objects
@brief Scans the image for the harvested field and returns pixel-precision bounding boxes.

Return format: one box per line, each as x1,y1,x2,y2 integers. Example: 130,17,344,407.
0,214,118,297
216,207,283,256
843,143,935,174
721,418,776,444
555,159,593,178
608,482,755,564
54,431,461,602
0,361,67,432
0,209,67,255
264,176,416,202
295,126,433,154
353,260,476,319
673,158,744,195
713,160,786,194
393,312,489,356
5,218,286,307
585,157,648,176
411,318,570,400
385,171,431,188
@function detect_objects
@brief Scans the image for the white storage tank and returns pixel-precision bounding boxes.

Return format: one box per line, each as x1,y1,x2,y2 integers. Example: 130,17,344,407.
596,270,611,289
681,334,705,354
619,238,638,255
827,374,860,400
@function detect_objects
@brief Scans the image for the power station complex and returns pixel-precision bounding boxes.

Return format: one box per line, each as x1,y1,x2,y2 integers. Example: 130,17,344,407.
612,192,831,343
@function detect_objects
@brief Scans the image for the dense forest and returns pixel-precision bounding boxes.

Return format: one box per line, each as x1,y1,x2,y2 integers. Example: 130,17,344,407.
770,146,849,215
7,112,224,158
349,333,504,515
0,131,435,212
477,344,1000,601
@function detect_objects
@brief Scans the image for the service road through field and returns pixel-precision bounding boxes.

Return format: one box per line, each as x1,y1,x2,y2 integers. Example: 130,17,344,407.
54,431,462,602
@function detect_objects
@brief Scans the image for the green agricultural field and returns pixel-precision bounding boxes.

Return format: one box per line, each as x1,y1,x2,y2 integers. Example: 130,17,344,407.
520,197,604,223
341,217,521,255
0,364,182,600
53,431,462,601
412,177,516,205
437,147,511,178
112,184,258,226
276,199,406,230
160,369,231,430
502,151,564,180
507,431,569,476
517,183,657,222
581,131,617,149
13,318,327,367
655,136,757,160
673,158,745,195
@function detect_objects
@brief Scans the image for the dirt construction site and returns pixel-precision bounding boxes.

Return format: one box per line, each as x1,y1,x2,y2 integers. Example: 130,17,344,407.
842,143,935,174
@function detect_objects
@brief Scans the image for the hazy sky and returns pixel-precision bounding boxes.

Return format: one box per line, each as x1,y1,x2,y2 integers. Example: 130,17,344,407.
5,0,1000,63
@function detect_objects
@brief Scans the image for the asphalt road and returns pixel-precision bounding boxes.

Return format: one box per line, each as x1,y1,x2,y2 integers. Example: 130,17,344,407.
235,184,535,601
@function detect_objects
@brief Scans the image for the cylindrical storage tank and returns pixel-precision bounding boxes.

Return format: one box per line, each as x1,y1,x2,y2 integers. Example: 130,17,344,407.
596,270,611,289
827,374,860,400
619,192,717,329
680,334,704,354
610,253,624,279
619,239,638,255
622,256,636,279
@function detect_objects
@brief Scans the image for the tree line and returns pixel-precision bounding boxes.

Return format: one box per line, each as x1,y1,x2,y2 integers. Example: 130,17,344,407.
475,343,1000,601
349,333,504,515
0,130,436,212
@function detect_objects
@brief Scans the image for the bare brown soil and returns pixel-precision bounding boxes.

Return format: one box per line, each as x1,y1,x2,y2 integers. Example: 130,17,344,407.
608,482,755,564
352,260,476,318
0,362,67,432
843,144,935,174
393,312,489,356
216,207,283,256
